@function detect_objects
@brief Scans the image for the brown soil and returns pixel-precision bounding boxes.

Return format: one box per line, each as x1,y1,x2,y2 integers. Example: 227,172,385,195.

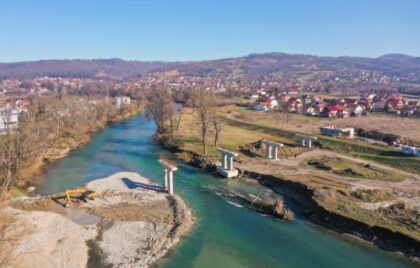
89,200,173,222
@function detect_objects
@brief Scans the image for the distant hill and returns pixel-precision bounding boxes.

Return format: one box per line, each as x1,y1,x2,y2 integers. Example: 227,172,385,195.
377,53,414,61
167,52,420,78
0,58,182,79
1,53,420,85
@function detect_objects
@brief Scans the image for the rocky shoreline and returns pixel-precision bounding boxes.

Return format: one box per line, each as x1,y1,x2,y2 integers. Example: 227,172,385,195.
6,172,194,268
161,142,420,263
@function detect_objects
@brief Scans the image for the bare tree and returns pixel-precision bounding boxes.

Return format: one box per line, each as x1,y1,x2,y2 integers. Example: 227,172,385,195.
0,93,134,194
0,112,37,192
0,122,16,192
213,116,222,147
192,88,216,155
144,88,179,141
168,111,182,141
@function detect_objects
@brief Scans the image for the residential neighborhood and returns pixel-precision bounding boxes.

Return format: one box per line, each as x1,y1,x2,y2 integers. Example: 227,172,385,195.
248,89,420,118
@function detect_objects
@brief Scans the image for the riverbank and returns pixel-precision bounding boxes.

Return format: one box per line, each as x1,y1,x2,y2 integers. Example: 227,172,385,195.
5,172,193,267
164,142,420,262
159,109,420,263
16,104,142,195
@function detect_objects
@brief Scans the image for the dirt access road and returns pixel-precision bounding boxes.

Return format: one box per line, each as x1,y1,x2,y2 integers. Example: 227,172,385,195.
236,149,420,211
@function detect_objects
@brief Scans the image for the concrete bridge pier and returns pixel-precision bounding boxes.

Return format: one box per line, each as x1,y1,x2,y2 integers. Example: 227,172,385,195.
261,140,283,161
159,159,178,195
296,134,318,148
217,148,239,178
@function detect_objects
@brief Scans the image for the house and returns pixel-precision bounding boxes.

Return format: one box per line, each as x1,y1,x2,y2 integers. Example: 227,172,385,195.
279,94,290,103
0,110,20,134
305,106,318,116
253,102,269,111
253,99,278,111
373,100,387,111
367,93,379,102
346,104,364,116
387,99,404,110
288,98,302,113
386,93,403,101
401,145,420,157
269,99,279,109
406,100,420,108
115,96,131,108
320,126,355,138
320,105,344,118
0,99,29,134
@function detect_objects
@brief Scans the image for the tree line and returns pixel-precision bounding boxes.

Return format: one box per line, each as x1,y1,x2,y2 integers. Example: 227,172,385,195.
145,88,221,156
0,95,134,194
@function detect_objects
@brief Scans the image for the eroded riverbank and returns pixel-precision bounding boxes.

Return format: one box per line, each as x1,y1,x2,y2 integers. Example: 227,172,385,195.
161,141,420,263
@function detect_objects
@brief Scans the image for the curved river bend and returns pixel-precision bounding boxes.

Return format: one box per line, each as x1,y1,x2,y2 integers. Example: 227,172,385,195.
39,115,417,268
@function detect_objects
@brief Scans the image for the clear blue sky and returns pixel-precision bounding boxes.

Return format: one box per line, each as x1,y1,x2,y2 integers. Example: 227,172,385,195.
1,0,419,62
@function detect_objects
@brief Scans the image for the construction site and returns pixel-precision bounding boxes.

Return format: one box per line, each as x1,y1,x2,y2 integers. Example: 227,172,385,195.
4,172,193,267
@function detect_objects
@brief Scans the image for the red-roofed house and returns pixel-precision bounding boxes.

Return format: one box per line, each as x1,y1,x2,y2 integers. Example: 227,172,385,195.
320,105,345,118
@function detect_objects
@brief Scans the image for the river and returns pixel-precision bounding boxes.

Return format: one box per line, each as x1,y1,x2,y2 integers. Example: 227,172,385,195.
38,115,417,268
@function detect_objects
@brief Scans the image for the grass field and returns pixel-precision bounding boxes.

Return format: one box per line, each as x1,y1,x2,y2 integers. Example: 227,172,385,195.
219,106,420,174
306,156,411,182
175,110,294,160
173,106,420,241
224,105,420,145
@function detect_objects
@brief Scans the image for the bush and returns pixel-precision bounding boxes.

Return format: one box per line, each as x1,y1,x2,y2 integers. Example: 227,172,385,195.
307,160,332,170
355,128,400,144
337,168,362,177
283,209,295,221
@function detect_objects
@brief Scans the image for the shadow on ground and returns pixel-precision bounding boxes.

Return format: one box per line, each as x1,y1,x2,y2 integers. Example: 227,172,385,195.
121,177,165,193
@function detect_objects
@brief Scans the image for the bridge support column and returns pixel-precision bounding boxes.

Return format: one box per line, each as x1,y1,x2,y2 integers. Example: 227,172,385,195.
265,145,272,158
261,140,283,161
273,146,279,160
163,168,169,191
159,159,178,195
217,148,239,178
296,134,318,148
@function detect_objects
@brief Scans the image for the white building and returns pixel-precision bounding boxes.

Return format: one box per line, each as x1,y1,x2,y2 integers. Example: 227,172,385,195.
401,145,420,157
320,126,355,138
115,96,131,108
0,110,20,134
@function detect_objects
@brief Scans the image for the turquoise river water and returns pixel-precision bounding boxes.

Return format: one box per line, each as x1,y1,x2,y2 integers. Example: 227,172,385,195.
38,115,418,268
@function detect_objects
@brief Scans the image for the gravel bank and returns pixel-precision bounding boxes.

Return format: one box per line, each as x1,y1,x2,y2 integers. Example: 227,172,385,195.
6,172,193,268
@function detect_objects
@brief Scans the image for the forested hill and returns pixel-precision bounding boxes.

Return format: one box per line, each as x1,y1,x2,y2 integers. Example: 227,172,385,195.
0,58,182,79
1,53,420,84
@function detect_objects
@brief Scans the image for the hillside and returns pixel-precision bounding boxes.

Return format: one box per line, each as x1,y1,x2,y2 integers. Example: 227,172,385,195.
170,52,420,79
1,53,420,93
0,58,182,79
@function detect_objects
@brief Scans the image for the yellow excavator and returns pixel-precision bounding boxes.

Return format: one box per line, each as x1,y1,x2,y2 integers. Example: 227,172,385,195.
64,188,97,208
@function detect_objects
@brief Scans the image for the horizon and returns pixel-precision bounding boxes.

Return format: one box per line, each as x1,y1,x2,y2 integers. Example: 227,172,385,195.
0,51,418,64
1,0,420,62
